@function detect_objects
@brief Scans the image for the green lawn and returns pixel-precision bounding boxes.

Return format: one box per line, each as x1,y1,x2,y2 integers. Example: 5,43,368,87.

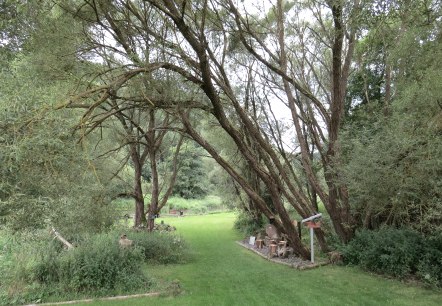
83,213,441,306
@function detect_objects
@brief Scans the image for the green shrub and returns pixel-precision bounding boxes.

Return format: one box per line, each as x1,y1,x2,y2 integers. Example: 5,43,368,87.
341,228,442,286
34,234,150,293
130,231,189,264
233,211,264,236
417,234,442,287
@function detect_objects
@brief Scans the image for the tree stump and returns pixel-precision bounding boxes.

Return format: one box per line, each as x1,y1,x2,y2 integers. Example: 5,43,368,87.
278,241,288,258
268,244,278,258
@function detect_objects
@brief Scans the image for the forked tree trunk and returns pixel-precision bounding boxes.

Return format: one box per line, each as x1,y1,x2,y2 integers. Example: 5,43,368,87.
132,150,146,227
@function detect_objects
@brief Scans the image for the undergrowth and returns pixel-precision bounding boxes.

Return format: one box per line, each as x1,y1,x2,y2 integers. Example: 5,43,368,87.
0,229,189,305
341,228,442,287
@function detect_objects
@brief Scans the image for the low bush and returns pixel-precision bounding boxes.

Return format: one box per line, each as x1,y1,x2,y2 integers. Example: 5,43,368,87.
130,231,189,264
233,211,264,236
417,234,442,287
341,228,442,287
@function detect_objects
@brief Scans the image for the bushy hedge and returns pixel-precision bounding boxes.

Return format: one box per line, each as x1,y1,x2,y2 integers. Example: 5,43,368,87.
341,228,442,287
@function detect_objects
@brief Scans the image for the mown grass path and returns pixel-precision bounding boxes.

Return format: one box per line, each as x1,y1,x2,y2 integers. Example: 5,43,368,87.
87,213,441,306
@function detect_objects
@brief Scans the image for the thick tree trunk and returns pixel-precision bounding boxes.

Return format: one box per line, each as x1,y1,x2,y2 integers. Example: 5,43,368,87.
112,100,148,228
147,148,159,232
324,2,355,243
132,150,146,228
146,110,159,232
325,170,354,243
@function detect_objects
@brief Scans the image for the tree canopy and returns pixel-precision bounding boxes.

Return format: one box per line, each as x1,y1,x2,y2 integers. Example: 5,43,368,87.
0,0,440,259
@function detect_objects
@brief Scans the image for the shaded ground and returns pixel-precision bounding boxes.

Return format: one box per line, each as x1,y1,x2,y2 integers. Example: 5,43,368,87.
78,213,441,306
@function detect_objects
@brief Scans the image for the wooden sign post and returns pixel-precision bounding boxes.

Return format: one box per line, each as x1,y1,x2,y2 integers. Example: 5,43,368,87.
301,213,322,263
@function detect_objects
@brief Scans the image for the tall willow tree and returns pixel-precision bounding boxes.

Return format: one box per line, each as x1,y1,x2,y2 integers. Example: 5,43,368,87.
0,3,120,233
52,0,371,258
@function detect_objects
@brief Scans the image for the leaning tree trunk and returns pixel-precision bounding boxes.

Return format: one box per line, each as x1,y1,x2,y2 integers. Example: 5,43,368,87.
156,135,184,214
180,112,311,259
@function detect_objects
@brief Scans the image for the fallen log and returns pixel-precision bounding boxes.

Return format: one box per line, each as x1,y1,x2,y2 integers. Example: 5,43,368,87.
50,227,74,250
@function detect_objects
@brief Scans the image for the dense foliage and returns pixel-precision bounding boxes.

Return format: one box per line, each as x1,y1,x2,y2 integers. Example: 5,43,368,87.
0,229,190,305
0,5,122,233
337,2,442,284
172,146,210,199
341,6,442,234
341,228,442,287
233,211,265,236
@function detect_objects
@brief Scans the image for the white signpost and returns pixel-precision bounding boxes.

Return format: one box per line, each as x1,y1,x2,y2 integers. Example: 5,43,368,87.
249,236,256,246
301,213,322,263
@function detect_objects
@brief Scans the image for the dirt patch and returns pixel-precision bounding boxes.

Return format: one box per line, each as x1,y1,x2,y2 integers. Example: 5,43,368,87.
236,240,328,270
